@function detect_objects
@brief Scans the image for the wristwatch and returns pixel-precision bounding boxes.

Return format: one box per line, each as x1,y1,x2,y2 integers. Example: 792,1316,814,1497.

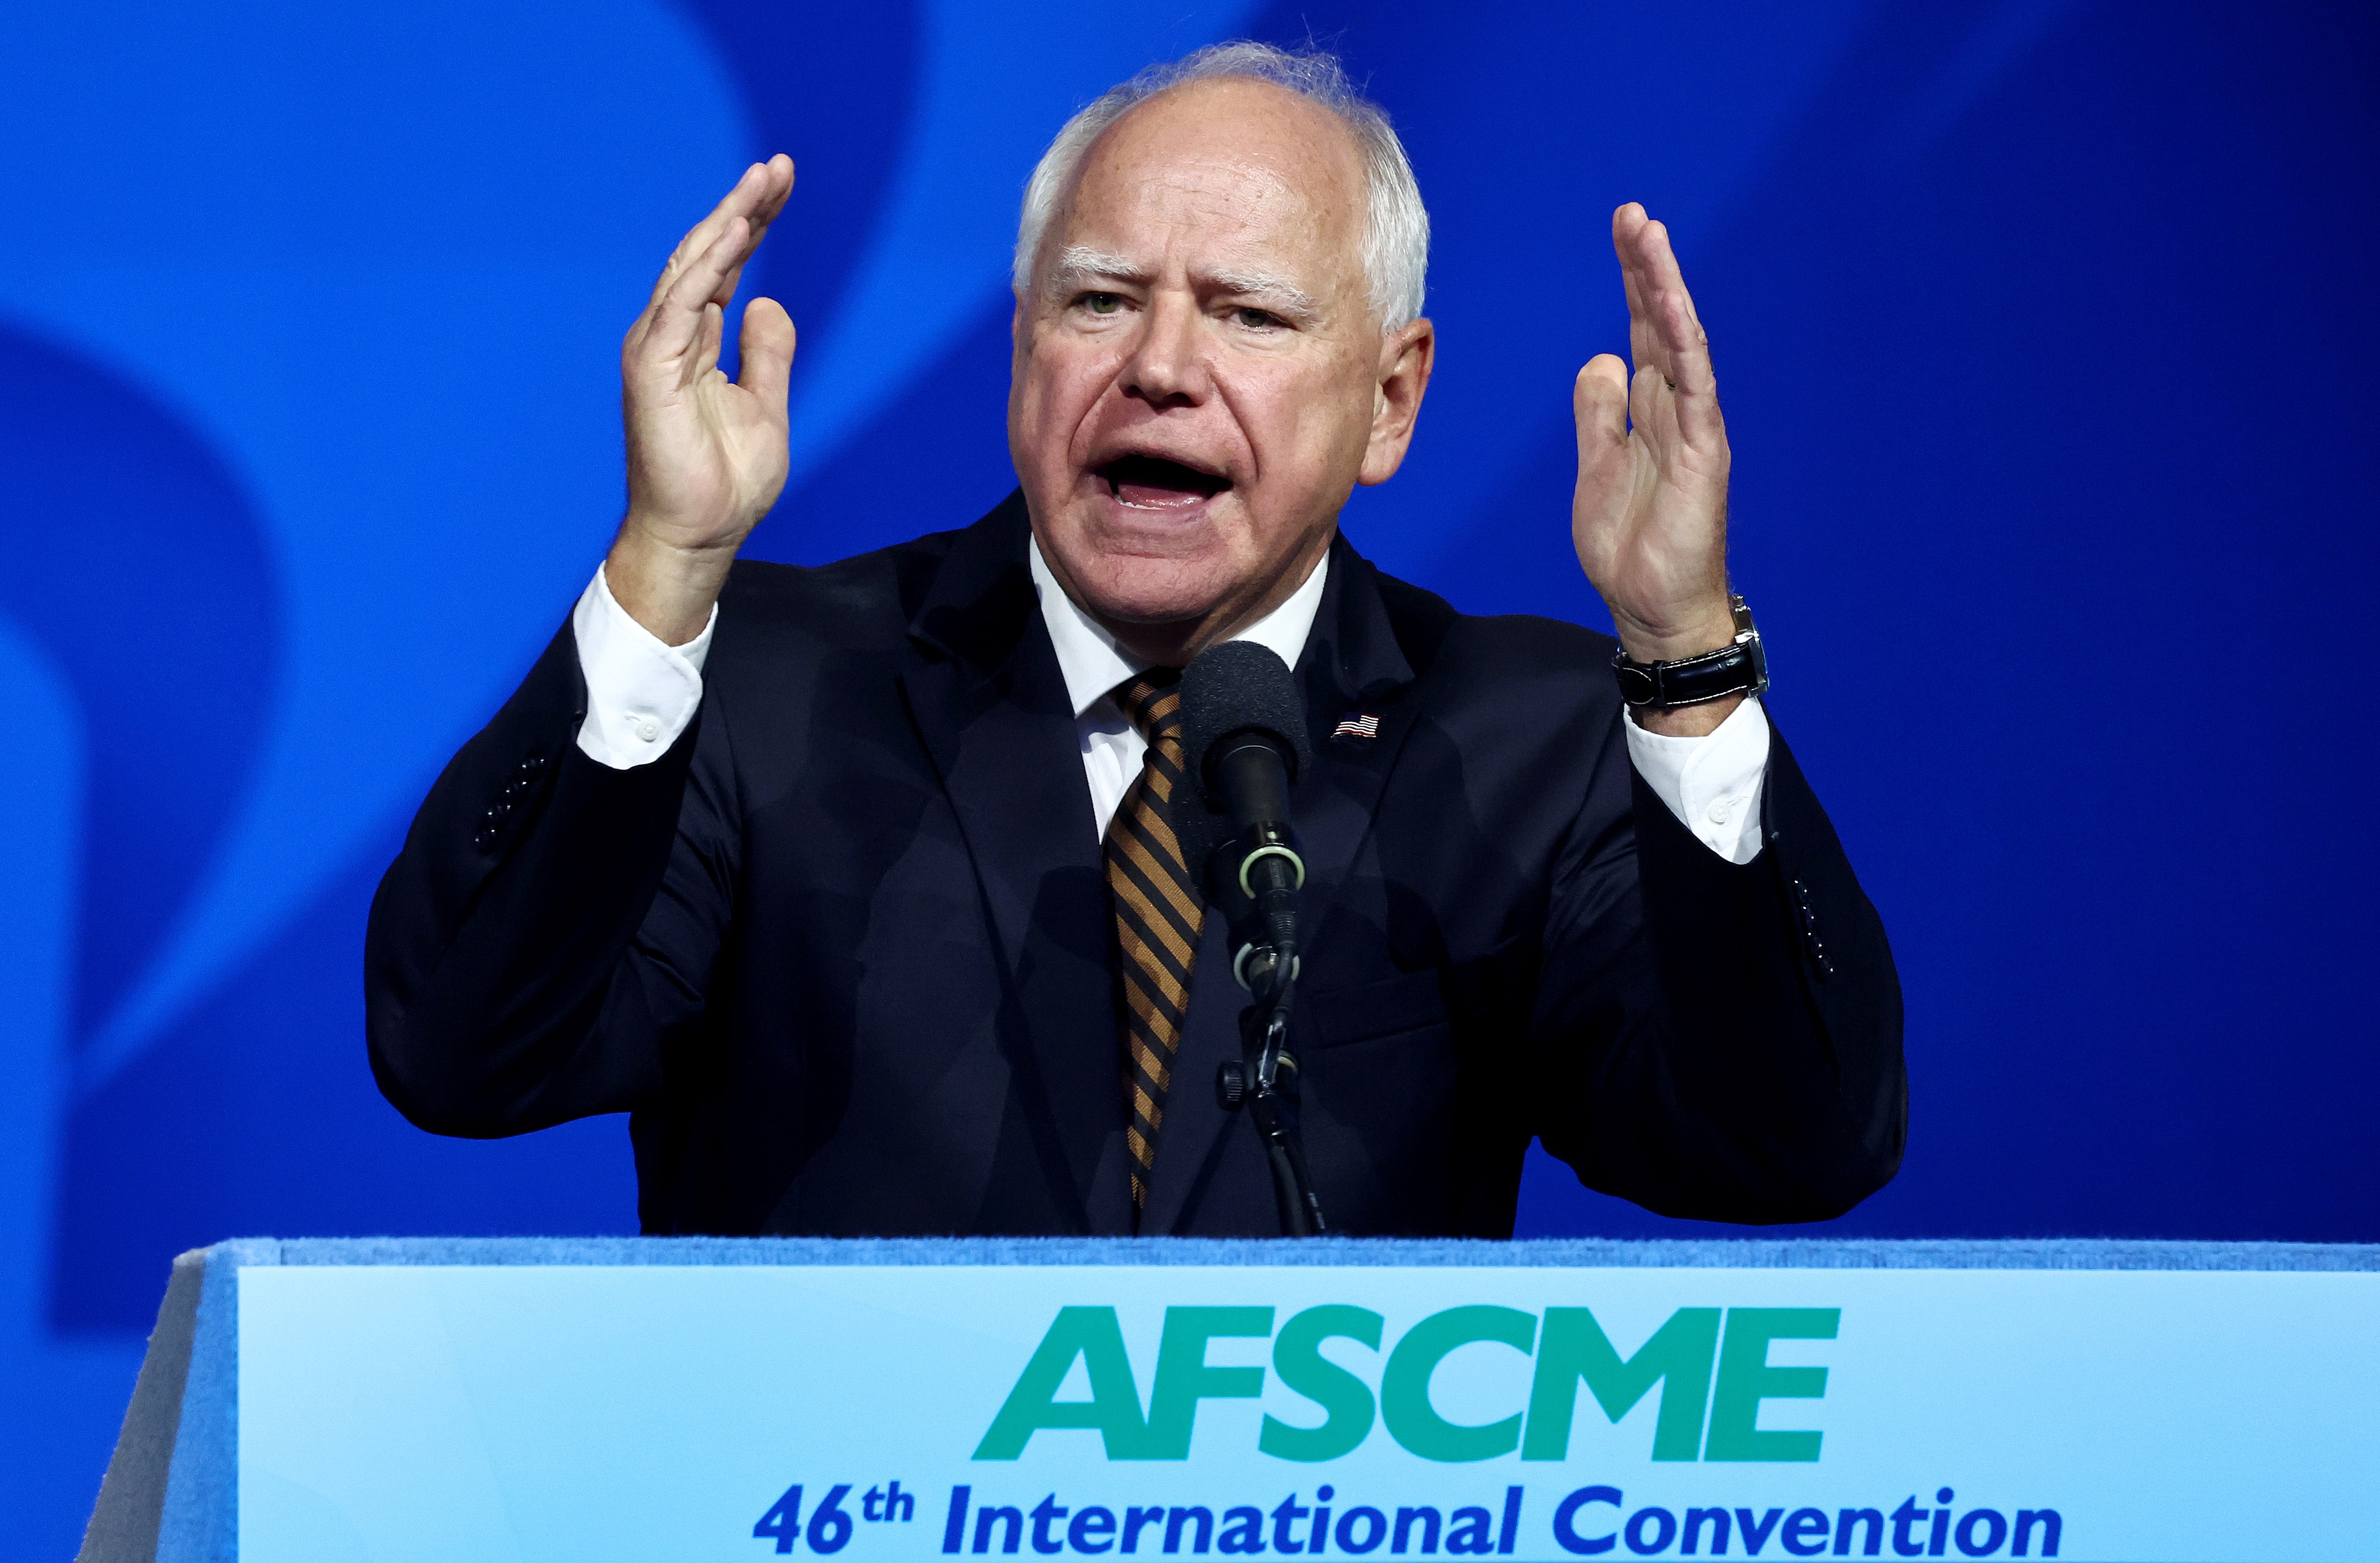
1612,594,1770,709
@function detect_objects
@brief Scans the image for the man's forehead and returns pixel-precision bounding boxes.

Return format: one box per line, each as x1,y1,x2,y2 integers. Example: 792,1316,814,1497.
1085,77,1362,200
1056,79,1365,285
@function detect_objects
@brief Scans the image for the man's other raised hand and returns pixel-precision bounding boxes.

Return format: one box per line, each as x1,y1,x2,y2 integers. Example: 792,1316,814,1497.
610,156,798,646
1571,203,1740,737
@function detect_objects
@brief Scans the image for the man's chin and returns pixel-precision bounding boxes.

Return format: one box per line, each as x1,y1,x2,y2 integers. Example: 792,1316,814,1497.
1070,561,1238,631
1034,509,1232,623
1076,485,1231,560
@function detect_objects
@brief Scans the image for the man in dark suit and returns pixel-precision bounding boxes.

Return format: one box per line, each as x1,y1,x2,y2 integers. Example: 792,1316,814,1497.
366,44,1903,1238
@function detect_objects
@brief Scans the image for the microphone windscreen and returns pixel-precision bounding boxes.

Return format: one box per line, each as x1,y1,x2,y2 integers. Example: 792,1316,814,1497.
1179,640,1314,789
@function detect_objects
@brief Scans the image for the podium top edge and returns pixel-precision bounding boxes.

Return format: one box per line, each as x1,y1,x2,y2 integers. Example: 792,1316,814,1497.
188,1236,2380,1272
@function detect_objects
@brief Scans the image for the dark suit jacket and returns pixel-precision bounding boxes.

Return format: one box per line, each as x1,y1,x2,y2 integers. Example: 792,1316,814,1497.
366,492,1904,1237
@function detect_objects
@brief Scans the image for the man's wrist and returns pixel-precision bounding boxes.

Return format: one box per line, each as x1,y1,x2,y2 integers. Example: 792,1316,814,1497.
1609,604,1742,733
1612,598,1737,665
1613,592,1766,736
606,521,738,648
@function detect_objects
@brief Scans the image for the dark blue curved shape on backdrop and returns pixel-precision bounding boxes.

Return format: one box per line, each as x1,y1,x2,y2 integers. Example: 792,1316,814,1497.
0,323,278,1053
670,0,922,379
43,0,928,1334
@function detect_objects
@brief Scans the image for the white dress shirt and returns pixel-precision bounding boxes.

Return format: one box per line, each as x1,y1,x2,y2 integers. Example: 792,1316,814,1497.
1026,536,1327,843
570,550,1772,863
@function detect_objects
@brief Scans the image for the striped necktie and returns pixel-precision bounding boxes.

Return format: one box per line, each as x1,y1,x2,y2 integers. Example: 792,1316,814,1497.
1105,671,1206,1219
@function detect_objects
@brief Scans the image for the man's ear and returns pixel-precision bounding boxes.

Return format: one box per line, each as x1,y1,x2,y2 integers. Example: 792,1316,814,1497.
1358,317,1436,487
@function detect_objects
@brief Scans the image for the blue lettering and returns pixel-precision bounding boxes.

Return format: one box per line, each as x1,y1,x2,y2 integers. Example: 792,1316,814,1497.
1953,1513,2005,1558
1625,1509,1678,1556
1554,1488,1623,1556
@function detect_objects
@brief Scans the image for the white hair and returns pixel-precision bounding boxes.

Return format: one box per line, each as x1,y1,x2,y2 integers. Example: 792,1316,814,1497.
1011,42,1430,331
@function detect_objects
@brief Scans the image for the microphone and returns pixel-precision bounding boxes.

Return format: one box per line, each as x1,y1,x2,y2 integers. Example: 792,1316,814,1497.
1179,640,1327,1236
1180,642,1313,998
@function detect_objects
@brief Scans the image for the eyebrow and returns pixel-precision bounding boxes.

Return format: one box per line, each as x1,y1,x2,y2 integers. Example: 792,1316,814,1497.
1047,245,1148,294
1047,244,1321,324
1205,267,1320,323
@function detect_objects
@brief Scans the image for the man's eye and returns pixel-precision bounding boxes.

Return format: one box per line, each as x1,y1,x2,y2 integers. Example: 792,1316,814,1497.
1234,307,1283,329
1081,293,1122,315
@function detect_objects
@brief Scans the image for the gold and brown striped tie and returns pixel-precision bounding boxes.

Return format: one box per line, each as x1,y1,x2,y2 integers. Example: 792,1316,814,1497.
1105,671,1206,1219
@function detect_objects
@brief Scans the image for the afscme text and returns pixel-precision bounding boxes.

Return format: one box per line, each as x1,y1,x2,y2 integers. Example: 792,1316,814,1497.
973,1305,1840,1464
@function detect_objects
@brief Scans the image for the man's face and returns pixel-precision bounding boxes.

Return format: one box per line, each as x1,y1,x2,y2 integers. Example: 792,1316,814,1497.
1009,77,1433,655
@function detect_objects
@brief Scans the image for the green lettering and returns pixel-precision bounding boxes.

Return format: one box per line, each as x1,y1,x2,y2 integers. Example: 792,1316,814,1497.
974,1306,1152,1459
1380,1305,1537,1462
1702,1307,1838,1462
1142,1307,1276,1459
1260,1305,1384,1462
1520,1307,1720,1462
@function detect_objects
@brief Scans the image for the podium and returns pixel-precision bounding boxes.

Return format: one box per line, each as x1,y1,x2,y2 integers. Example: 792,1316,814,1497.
79,1237,2380,1563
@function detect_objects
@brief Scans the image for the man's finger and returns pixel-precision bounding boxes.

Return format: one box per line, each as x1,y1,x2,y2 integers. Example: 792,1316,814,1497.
1629,363,1683,458
642,217,751,368
1612,203,1668,385
738,295,798,416
708,155,798,309
692,301,726,382
1624,274,1666,389
746,153,797,235
1609,209,1723,452
646,163,764,311
646,158,788,311
1628,218,1712,386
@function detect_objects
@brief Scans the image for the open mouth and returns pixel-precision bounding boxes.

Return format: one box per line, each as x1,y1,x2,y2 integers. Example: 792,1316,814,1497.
1097,454,1231,510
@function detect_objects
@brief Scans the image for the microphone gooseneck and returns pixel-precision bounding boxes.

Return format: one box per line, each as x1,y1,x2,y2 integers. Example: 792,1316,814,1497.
1179,641,1327,1237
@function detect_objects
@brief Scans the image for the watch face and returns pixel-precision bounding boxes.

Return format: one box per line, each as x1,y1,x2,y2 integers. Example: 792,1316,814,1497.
1616,662,1658,706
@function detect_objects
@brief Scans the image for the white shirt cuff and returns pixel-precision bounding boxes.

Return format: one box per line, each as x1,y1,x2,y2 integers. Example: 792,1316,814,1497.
1623,695,1771,864
570,564,714,769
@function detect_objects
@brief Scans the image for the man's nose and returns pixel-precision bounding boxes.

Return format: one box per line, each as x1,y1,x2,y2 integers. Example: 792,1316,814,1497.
1120,294,1209,408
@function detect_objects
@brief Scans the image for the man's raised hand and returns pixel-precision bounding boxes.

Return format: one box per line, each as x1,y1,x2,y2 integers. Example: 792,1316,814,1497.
610,155,798,645
1571,203,1739,735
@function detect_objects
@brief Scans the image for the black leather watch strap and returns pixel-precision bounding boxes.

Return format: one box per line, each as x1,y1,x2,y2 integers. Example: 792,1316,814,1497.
1613,595,1772,709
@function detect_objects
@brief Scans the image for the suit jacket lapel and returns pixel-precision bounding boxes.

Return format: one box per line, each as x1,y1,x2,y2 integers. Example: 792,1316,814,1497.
1286,536,1426,954
898,492,1134,1235
1138,533,1429,1235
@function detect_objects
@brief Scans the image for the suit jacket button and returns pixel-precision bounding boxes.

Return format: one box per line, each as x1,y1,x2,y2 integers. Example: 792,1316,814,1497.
1791,878,1832,982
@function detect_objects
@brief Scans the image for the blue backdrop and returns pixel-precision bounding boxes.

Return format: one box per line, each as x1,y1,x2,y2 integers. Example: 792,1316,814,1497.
3,0,2373,1549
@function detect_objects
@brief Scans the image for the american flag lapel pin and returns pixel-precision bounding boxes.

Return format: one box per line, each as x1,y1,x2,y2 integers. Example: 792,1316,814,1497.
1332,711,1381,743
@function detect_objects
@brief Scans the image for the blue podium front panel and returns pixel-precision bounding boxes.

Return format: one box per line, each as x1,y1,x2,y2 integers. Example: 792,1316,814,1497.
229,1256,2377,1563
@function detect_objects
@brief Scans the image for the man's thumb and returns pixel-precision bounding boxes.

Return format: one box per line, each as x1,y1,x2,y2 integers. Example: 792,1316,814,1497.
1572,355,1629,461
738,296,798,411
